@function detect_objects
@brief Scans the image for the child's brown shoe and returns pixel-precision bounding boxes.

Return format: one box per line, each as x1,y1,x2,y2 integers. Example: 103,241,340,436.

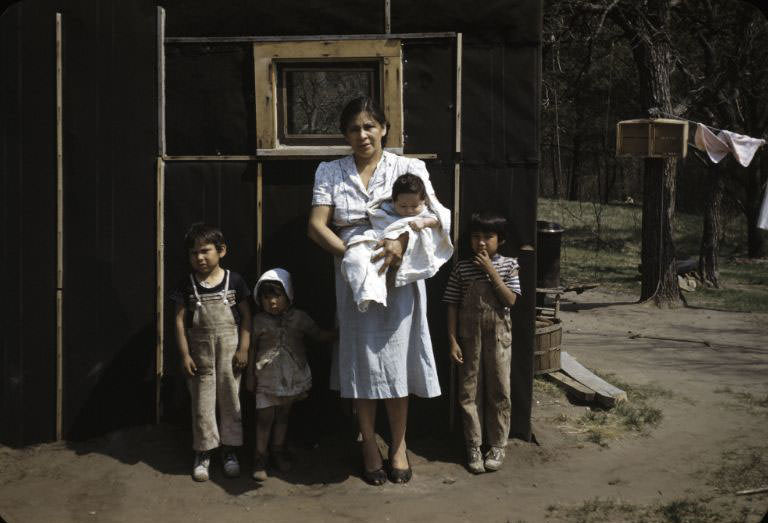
467,446,485,474
252,452,268,481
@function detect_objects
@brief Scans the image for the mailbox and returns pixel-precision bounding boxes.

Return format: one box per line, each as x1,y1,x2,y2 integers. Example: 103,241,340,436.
616,118,688,158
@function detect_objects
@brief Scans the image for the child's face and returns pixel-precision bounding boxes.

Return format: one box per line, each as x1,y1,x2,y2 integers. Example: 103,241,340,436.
188,241,225,276
393,193,426,217
261,290,290,316
470,231,502,258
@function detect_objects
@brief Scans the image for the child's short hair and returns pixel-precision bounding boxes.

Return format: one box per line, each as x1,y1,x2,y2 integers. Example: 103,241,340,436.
391,173,427,202
184,223,226,252
469,212,508,241
256,280,286,300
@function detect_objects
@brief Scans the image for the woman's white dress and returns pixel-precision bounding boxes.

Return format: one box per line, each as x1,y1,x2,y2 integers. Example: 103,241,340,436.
312,151,450,399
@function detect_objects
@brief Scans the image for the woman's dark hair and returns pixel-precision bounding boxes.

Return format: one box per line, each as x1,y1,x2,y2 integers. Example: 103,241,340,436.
257,281,286,300
469,212,508,241
184,223,225,252
391,173,427,202
339,96,389,146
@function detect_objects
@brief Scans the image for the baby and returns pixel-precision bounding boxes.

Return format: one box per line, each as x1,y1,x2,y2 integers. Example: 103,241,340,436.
341,173,453,311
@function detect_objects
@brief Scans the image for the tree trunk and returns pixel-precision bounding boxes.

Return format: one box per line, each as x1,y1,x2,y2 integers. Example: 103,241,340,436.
698,163,723,287
627,0,681,306
746,153,767,258
640,157,679,304
568,133,582,200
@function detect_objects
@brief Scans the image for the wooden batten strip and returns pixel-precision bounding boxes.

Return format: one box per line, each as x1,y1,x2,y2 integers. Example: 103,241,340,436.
157,7,166,156
449,33,463,431
384,0,391,34
155,158,165,424
161,152,437,161
256,163,263,278
55,12,64,441
166,32,456,44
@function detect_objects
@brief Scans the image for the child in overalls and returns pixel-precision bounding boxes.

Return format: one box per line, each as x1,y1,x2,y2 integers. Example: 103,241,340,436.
170,223,252,482
247,268,335,481
443,212,520,474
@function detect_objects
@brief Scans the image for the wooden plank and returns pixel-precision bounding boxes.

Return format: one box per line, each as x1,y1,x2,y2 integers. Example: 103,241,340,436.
546,371,596,403
384,0,391,34
455,33,462,155
560,351,627,407
166,32,456,44
256,162,263,278
161,151,436,162
155,157,165,424
157,7,166,156
55,12,63,441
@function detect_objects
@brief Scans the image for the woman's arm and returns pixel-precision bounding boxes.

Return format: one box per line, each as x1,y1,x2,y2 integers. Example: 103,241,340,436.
308,205,346,257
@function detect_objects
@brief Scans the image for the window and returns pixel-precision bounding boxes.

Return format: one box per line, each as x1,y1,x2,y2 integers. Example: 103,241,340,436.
253,40,403,153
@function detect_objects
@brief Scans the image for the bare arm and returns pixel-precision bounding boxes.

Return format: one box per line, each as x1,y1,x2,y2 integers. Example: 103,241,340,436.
308,205,346,258
174,303,197,376
474,251,518,307
447,304,463,364
233,300,252,371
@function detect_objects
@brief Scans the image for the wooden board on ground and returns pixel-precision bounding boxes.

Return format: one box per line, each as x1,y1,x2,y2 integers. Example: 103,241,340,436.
560,351,628,407
546,371,596,403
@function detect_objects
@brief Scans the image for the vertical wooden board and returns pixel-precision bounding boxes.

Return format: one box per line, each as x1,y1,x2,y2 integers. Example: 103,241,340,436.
166,43,255,155
502,44,540,164
390,0,541,44
19,0,58,444
161,0,382,38
60,0,157,441
401,40,454,156
0,2,25,446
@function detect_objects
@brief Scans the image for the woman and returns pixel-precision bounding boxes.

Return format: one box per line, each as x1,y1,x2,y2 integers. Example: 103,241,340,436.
308,97,450,485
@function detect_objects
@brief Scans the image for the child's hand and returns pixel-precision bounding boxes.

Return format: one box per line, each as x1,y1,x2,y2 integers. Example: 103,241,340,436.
473,249,495,275
409,218,426,231
182,354,197,376
450,341,464,365
233,349,248,372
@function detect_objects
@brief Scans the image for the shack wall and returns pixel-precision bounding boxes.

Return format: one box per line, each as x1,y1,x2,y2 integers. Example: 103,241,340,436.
0,0,540,445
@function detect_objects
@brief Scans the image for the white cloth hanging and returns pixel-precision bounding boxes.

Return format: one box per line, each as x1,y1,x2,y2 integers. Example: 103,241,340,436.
694,123,765,167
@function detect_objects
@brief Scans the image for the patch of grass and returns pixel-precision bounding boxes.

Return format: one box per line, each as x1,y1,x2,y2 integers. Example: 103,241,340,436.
548,496,746,523
533,376,565,397
709,447,768,494
595,372,674,402
715,387,768,413
537,198,768,311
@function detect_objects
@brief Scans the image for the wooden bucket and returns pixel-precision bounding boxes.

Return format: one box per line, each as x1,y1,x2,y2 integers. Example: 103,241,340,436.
534,316,562,374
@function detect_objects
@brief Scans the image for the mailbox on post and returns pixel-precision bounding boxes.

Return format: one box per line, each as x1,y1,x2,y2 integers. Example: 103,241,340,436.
616,118,689,158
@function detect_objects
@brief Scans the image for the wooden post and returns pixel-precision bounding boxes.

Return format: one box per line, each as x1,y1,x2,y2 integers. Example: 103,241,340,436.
384,0,391,34
155,157,165,424
55,12,64,441
449,33,463,431
157,7,166,156
257,162,263,277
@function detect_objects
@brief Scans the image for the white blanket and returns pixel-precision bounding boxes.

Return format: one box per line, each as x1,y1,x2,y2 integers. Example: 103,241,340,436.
341,199,453,312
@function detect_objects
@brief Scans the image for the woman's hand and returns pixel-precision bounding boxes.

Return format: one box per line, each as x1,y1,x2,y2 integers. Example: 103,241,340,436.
372,233,408,274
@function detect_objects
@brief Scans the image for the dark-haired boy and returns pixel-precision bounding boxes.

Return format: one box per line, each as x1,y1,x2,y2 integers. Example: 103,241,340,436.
170,223,252,482
443,212,521,474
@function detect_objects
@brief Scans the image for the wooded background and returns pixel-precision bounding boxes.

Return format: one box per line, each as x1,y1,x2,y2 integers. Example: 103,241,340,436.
539,0,768,300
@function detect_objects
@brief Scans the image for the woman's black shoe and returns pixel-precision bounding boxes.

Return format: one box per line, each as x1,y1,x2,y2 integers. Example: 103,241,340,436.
362,466,387,486
388,453,412,484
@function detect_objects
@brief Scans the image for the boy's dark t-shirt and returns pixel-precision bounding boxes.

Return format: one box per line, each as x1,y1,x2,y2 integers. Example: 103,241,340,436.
169,271,251,327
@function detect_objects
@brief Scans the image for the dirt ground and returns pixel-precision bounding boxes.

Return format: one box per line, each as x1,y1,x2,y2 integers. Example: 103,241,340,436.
2,289,768,523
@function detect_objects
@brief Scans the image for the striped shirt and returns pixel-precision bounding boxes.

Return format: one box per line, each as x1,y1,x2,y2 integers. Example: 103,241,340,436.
442,255,521,305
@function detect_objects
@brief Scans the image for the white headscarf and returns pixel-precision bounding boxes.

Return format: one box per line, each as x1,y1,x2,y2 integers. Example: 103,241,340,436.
254,268,294,303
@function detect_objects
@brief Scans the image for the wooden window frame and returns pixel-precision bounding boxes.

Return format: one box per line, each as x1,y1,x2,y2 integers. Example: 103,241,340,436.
253,39,403,155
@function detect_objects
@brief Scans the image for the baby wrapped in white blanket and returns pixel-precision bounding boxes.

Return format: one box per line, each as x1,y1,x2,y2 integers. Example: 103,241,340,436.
341,173,454,312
